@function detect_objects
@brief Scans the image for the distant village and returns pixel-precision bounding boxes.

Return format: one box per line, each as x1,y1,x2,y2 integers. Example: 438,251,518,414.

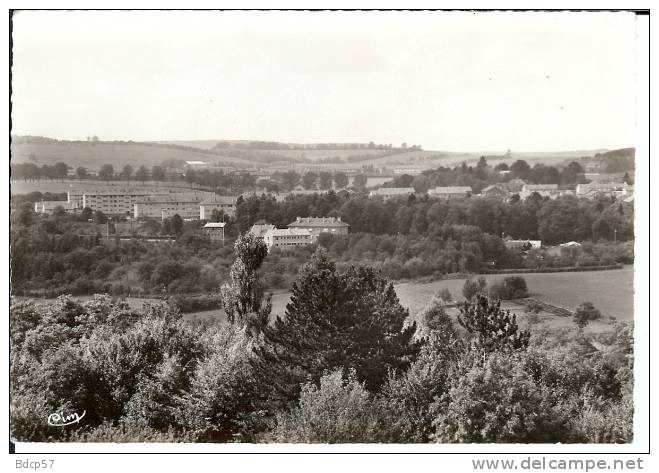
31,174,634,251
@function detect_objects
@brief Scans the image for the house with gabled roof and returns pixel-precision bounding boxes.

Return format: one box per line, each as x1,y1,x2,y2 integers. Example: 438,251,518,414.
287,216,350,240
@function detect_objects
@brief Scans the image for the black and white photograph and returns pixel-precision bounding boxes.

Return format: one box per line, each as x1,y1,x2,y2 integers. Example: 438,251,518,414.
5,5,653,471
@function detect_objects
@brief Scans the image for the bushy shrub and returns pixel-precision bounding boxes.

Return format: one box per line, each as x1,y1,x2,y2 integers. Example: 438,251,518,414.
462,276,487,300
431,351,570,443
574,302,602,328
488,276,528,300
378,323,463,443
599,255,617,266
458,296,530,354
270,369,383,443
412,296,457,340
577,253,599,267
526,299,544,314
176,325,267,442
81,304,200,425
488,280,508,300
261,272,286,289
436,288,453,303
123,354,189,430
10,297,139,441
10,298,42,348
9,291,278,443
168,294,222,313
403,257,433,278
380,258,406,280
569,391,633,443
66,421,199,443
503,276,528,298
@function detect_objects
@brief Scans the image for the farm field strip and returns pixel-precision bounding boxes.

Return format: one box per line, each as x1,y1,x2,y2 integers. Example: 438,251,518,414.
186,267,634,325
395,267,634,321
21,268,634,328
10,179,207,195
11,142,256,169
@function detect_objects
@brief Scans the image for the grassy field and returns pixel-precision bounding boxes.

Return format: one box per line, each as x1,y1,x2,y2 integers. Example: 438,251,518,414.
154,144,413,161
11,142,255,169
184,267,634,330
10,177,393,195
10,179,203,195
154,140,225,150
356,150,464,166
19,267,633,332
11,139,607,176
272,149,392,160
395,267,634,320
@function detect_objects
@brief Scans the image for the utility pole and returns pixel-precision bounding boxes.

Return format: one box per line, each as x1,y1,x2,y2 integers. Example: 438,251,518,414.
614,227,617,243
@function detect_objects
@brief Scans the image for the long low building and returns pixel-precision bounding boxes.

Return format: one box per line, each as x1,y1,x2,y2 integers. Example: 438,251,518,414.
428,186,472,199
77,188,158,215
134,193,209,220
263,228,312,250
68,188,216,216
504,239,542,251
575,182,632,199
369,187,415,200
61,188,236,220
34,200,78,214
520,184,559,200
75,188,196,214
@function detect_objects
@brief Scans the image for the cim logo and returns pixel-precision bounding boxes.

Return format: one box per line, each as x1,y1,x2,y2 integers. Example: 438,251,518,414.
47,410,86,427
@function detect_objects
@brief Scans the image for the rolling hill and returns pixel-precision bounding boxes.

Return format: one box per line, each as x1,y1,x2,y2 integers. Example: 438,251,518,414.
10,140,258,170
10,135,622,173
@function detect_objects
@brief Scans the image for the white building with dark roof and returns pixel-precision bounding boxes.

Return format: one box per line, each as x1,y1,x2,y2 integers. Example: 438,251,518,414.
427,186,472,199
287,216,350,240
393,168,425,175
185,161,208,168
369,187,416,200
504,239,542,251
249,223,276,239
263,228,312,250
203,222,226,243
34,200,78,214
480,185,510,199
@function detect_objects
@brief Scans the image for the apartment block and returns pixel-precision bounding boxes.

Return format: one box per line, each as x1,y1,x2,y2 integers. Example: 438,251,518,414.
134,193,210,220
199,196,237,219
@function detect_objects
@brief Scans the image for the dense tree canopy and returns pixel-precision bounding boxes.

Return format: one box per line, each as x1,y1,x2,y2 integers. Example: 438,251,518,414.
262,250,419,398
10,274,634,444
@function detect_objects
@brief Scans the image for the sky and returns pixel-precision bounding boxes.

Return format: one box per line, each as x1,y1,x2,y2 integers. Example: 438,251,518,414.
11,10,640,152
